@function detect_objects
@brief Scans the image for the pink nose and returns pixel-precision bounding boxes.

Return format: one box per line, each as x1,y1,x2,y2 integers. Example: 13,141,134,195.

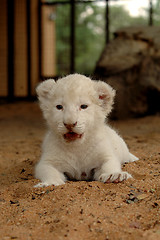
81,172,87,177
64,122,77,130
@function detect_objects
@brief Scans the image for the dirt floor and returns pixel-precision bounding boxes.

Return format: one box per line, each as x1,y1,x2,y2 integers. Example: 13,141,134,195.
0,102,160,240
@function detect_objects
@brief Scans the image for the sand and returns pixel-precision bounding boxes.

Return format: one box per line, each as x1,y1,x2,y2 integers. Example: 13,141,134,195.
0,102,160,240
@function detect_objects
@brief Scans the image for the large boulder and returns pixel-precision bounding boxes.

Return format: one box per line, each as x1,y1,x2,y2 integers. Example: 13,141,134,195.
94,26,160,119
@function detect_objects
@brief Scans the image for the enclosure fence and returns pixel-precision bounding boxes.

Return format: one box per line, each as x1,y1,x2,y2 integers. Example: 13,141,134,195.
0,0,156,100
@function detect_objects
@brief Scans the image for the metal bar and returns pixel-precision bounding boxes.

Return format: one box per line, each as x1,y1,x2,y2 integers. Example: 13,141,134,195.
7,0,14,100
149,0,153,26
27,0,31,97
105,0,109,43
70,0,75,73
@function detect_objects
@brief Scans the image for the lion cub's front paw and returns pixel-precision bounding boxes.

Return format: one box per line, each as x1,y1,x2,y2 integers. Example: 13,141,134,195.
34,179,65,188
99,171,132,183
34,182,52,188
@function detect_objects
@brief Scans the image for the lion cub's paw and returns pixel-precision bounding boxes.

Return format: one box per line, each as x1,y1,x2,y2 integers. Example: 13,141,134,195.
34,180,65,188
99,171,132,183
34,182,52,188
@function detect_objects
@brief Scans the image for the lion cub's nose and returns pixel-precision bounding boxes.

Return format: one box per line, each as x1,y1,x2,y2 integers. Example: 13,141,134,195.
64,122,77,130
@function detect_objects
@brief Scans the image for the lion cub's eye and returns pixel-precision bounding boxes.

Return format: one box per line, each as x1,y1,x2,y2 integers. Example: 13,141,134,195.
80,104,88,109
56,105,63,110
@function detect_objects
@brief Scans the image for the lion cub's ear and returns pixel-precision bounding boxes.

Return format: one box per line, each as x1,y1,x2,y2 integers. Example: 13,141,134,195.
94,81,116,115
36,79,56,101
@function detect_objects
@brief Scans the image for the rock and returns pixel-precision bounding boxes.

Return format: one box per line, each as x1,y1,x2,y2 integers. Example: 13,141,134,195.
94,26,160,119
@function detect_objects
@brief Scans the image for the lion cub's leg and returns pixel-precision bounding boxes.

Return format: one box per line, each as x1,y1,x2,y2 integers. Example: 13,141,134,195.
34,163,66,187
94,158,132,183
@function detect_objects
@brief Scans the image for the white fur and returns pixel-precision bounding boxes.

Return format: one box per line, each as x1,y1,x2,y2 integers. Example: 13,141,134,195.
34,74,138,187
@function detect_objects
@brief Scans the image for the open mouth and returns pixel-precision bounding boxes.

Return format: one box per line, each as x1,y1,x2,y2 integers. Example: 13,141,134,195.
64,132,83,141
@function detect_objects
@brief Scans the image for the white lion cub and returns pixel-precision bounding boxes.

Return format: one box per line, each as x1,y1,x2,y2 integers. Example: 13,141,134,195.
35,74,138,187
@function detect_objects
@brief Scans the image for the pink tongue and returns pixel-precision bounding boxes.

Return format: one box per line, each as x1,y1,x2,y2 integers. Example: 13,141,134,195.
64,132,81,140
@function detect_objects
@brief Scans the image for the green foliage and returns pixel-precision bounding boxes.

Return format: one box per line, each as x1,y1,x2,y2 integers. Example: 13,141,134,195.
110,6,147,35
153,0,160,25
55,3,105,75
75,3,105,74
55,1,158,75
56,4,71,75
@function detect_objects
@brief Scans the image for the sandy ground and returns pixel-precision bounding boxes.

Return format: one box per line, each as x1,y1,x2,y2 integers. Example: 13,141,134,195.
0,102,160,240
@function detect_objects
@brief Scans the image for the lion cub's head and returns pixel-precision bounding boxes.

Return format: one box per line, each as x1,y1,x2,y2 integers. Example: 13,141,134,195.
36,74,115,143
